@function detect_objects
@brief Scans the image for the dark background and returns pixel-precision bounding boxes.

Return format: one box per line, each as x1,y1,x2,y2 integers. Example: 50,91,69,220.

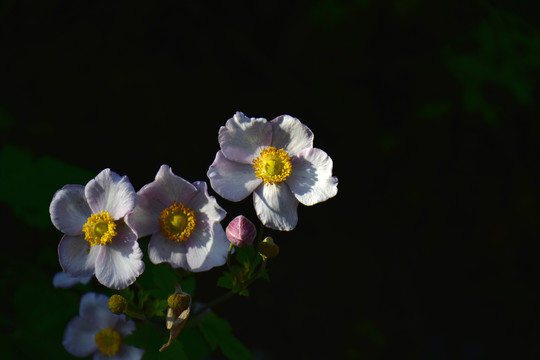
2,0,540,359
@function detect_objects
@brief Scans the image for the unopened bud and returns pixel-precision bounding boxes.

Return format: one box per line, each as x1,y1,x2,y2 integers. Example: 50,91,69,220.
108,294,128,315
226,215,256,247
167,294,190,312
257,236,279,259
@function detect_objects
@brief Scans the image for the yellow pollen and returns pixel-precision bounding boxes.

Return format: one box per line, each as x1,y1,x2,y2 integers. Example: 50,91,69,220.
94,328,122,356
159,202,196,243
252,147,292,185
82,211,117,247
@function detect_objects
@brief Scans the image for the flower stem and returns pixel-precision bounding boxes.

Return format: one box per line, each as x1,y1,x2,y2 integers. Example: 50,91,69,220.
125,308,160,328
246,258,267,288
125,308,146,321
192,290,235,318
226,243,234,272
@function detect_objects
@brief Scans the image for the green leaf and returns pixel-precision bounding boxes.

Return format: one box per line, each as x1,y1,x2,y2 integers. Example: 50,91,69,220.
124,323,188,360
146,298,168,318
219,332,258,360
180,328,212,360
0,144,93,229
199,313,232,350
199,313,256,360
217,271,234,290
238,289,250,297
234,245,254,266
117,287,135,304
180,275,196,296
150,263,178,298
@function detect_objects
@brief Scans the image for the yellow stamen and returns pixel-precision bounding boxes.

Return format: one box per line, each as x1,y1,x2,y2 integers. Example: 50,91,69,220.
252,147,292,185
159,202,196,243
82,211,117,247
94,328,122,356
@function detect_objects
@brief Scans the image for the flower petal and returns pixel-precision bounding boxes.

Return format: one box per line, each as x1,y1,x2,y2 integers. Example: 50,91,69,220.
218,111,273,164
270,115,314,156
50,184,91,235
58,234,99,277
253,183,299,231
62,315,99,357
287,148,338,205
207,150,262,201
53,271,92,288
85,169,137,219
125,191,162,238
148,232,187,267
94,223,144,290
79,293,121,330
142,165,198,207
185,220,229,272
96,345,144,360
189,181,226,222
113,318,136,338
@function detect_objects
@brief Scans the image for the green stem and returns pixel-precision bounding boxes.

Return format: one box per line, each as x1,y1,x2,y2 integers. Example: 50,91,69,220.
226,243,234,272
256,220,265,245
192,290,235,318
246,258,267,288
125,308,160,328
124,308,146,321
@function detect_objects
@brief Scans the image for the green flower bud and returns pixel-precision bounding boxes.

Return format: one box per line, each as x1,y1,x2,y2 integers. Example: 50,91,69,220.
167,293,190,312
257,236,279,260
108,294,128,315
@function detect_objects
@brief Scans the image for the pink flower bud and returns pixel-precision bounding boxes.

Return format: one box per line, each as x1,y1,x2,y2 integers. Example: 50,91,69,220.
226,215,256,247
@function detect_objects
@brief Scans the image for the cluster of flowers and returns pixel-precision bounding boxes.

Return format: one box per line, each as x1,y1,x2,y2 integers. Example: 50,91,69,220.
50,112,338,359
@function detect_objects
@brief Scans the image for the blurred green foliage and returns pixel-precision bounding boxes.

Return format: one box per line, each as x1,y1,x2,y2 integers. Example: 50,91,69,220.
0,144,93,228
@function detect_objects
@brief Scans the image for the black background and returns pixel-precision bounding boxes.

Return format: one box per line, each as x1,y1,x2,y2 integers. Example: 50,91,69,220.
2,0,540,359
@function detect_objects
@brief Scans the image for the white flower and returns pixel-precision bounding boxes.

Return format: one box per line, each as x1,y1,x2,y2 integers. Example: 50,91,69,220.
126,165,229,272
207,112,338,230
52,271,92,289
49,169,144,290
62,292,144,359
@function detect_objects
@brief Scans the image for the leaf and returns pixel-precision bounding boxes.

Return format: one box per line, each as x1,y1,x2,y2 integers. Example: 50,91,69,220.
199,313,232,350
180,328,212,360
180,276,196,296
219,333,258,360
147,298,168,318
150,263,178,298
199,313,256,360
123,323,188,360
234,245,255,267
238,289,250,297
117,287,135,304
0,144,93,229
217,271,234,290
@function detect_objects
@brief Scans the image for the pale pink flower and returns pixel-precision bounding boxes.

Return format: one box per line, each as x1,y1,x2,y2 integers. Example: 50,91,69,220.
208,112,338,230
126,165,229,272
49,169,144,290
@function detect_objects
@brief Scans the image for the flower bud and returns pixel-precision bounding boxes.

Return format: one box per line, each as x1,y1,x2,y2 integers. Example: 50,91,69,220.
226,215,256,247
108,294,128,315
257,236,279,260
160,283,192,352
167,293,190,312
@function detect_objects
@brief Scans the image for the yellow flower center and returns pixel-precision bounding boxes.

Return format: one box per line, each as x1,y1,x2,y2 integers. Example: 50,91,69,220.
159,202,196,243
252,147,292,185
82,211,117,247
94,328,122,356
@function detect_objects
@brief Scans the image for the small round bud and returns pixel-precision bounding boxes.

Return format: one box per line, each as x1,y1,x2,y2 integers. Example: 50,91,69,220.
167,294,190,312
226,215,257,247
257,236,279,259
108,294,128,315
